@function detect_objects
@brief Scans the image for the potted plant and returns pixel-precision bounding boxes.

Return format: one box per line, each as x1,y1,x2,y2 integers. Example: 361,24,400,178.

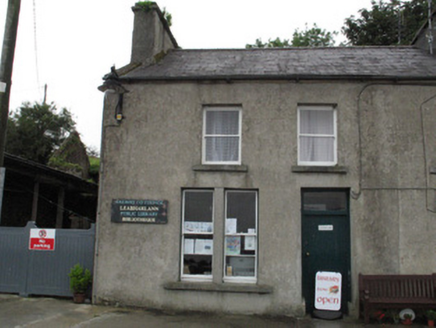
68,263,92,303
426,310,436,327
388,310,400,324
402,313,413,325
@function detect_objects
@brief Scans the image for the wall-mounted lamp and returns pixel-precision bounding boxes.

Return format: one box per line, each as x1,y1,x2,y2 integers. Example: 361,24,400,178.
0,82,6,93
98,66,129,122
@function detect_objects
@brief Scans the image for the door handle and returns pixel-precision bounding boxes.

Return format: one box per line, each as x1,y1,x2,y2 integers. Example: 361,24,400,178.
306,252,310,257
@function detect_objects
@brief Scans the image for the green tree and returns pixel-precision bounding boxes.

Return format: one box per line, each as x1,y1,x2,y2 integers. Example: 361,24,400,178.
291,23,337,47
246,23,336,48
343,0,436,45
246,37,291,48
6,102,76,164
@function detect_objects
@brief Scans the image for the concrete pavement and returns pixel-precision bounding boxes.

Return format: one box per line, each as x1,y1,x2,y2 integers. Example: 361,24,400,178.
0,294,428,327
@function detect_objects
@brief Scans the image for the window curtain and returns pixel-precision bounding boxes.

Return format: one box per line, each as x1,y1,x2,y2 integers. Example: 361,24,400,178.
300,109,334,162
205,111,239,162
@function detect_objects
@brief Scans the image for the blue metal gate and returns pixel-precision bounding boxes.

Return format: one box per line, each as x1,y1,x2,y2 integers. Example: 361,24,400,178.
0,221,95,297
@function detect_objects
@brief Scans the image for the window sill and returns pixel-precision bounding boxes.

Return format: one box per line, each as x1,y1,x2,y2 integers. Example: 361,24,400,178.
192,164,248,173
291,166,348,174
163,281,273,294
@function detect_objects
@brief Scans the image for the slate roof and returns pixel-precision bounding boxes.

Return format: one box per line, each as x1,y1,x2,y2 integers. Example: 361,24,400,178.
122,46,436,81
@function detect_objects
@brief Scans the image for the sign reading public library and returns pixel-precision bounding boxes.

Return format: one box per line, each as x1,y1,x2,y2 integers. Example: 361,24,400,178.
111,199,168,224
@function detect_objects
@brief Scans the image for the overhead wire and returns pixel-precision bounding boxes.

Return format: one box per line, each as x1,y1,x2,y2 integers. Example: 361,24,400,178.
33,0,41,98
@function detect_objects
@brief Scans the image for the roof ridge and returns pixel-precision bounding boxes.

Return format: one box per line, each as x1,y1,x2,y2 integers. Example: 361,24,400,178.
171,46,417,52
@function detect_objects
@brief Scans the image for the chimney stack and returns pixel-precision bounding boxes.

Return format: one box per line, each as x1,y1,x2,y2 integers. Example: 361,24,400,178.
131,2,178,64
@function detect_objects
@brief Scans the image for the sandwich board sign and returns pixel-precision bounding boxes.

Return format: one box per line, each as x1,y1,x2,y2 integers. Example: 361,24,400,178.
29,229,56,251
314,271,342,311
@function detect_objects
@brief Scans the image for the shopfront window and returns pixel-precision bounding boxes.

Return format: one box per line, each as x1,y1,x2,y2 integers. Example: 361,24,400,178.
224,190,257,282
181,190,214,281
181,189,258,283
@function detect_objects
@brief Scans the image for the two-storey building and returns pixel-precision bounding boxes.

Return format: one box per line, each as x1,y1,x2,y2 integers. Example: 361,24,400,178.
93,3,436,316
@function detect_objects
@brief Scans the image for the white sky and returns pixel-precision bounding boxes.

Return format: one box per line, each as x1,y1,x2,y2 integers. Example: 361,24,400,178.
0,0,375,151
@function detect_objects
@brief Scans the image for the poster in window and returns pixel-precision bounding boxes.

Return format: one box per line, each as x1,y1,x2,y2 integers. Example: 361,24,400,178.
225,218,237,234
195,239,213,255
184,239,195,254
225,236,241,255
244,236,256,251
201,222,213,233
185,221,212,233
184,221,196,232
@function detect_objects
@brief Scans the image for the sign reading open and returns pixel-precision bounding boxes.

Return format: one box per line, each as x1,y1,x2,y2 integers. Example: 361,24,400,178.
314,271,342,311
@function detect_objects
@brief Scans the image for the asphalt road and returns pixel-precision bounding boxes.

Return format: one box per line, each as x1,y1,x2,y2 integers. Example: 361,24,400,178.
0,294,426,327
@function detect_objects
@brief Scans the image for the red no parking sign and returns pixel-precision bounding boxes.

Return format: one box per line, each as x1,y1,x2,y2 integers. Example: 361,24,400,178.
29,229,56,251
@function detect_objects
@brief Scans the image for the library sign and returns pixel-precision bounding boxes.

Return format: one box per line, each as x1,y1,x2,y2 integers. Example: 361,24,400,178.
111,199,168,224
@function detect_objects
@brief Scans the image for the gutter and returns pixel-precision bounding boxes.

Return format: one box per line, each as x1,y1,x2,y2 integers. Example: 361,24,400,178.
120,74,436,83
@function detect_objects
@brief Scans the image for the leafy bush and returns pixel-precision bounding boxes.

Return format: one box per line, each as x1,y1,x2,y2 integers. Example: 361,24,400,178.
68,263,92,294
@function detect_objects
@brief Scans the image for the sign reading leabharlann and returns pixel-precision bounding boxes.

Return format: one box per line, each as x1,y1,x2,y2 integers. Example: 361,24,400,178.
314,271,342,311
111,199,168,224
29,229,56,251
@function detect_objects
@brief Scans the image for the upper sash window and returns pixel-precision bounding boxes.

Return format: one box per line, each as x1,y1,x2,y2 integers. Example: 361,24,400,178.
298,106,337,166
203,107,241,165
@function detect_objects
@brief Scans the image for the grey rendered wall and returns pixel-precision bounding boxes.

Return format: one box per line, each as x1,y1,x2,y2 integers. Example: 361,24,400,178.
356,85,436,276
94,81,436,316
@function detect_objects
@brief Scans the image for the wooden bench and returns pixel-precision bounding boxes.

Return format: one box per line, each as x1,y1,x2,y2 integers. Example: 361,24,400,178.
359,273,436,324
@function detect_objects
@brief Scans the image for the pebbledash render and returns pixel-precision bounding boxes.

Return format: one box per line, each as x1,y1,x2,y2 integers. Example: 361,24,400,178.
93,3,436,317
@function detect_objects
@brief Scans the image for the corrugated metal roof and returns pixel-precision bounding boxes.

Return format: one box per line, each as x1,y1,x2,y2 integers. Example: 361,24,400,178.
122,46,436,81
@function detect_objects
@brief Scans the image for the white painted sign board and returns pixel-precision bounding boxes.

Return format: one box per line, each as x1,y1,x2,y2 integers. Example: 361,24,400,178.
314,271,342,311
318,225,333,231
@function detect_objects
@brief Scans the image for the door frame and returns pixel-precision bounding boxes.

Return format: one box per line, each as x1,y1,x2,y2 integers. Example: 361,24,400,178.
301,188,351,313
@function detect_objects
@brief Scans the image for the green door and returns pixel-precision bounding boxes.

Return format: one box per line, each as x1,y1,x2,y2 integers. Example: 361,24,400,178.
301,189,351,313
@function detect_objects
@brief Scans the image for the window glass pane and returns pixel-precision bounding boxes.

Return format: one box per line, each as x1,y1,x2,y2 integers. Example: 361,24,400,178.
225,236,256,255
183,236,213,276
303,191,347,211
182,190,213,279
300,109,334,135
300,136,334,162
205,137,239,162
226,191,256,233
184,191,213,223
225,256,255,277
224,190,257,281
206,110,239,135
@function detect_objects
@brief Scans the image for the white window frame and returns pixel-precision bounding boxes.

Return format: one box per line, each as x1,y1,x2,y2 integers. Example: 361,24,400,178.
202,107,242,165
298,105,337,166
223,190,258,284
181,189,214,282
180,189,258,284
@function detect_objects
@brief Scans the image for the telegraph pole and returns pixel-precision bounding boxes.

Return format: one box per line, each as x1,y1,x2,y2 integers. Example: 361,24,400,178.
0,0,21,166
0,0,21,223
